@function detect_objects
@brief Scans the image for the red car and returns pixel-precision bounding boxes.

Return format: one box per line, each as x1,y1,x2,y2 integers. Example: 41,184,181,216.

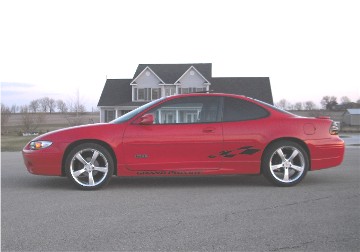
23,93,344,190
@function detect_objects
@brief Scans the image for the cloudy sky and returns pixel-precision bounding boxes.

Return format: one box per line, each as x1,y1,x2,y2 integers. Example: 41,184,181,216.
1,0,359,109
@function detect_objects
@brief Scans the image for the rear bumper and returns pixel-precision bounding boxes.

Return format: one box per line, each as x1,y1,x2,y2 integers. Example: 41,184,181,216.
306,137,345,170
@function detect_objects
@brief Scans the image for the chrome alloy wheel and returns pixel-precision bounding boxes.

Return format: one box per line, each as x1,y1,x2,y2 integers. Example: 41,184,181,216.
70,148,109,187
269,146,305,184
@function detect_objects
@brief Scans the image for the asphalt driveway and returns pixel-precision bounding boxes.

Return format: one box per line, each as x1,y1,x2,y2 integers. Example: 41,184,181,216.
1,147,359,251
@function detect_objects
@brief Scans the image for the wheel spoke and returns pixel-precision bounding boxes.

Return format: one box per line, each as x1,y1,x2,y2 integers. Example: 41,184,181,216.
271,164,283,171
291,165,304,172
276,149,286,162
289,149,299,162
75,153,88,165
94,166,108,173
283,169,290,182
72,168,86,177
88,171,95,186
90,150,100,164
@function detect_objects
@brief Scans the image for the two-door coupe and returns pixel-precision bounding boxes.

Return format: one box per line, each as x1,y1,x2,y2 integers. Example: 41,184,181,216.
23,93,344,190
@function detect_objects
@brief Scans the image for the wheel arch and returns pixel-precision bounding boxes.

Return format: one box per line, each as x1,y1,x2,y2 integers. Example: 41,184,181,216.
261,137,311,173
61,139,118,176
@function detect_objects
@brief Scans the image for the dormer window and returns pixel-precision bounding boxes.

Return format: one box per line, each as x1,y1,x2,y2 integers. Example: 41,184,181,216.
165,87,176,96
133,88,161,101
179,87,206,94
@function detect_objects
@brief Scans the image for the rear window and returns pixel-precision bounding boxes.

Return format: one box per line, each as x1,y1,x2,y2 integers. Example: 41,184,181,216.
223,97,269,122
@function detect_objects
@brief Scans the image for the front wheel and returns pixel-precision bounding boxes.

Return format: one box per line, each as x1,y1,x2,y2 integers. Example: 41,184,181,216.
262,141,309,187
65,143,114,190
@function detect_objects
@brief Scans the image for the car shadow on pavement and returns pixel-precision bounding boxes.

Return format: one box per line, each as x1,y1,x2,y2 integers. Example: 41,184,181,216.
15,174,272,190
14,176,75,191
108,175,271,189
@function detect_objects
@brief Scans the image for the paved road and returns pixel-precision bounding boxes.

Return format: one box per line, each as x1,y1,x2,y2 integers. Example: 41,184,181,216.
1,148,359,251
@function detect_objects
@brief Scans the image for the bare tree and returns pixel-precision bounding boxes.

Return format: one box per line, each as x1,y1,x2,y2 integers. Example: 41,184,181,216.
293,102,303,110
69,89,87,114
20,110,45,133
276,99,291,110
29,99,40,113
39,97,49,112
1,103,12,134
57,99,68,113
10,104,18,113
320,96,337,110
48,98,56,114
340,96,351,104
304,101,317,110
19,105,29,113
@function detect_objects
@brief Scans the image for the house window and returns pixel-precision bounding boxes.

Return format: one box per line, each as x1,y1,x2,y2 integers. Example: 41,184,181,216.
105,110,115,122
137,88,147,101
165,87,176,96
179,87,206,94
134,88,161,101
152,88,161,100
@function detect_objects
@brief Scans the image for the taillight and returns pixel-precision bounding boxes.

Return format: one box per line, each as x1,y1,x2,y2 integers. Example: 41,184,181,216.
329,121,339,135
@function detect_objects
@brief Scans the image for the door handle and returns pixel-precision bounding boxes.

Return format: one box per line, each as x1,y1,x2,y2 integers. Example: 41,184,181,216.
203,127,216,133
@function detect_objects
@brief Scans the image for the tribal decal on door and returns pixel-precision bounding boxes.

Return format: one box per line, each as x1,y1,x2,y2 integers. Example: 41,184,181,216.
208,146,260,159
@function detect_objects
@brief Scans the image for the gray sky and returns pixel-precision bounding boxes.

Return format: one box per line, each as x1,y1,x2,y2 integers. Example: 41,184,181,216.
1,0,359,109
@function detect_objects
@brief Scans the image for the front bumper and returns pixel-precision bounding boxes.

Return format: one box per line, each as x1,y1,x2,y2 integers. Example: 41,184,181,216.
22,148,63,176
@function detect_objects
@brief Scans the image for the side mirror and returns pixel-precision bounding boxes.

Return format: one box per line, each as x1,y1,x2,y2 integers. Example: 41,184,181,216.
139,114,154,125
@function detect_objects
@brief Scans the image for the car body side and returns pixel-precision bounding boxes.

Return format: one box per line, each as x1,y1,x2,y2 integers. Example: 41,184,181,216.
22,94,344,177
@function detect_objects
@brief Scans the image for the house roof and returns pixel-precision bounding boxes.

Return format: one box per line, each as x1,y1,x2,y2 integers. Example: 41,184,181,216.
133,63,212,84
97,79,146,107
211,77,273,104
346,109,360,115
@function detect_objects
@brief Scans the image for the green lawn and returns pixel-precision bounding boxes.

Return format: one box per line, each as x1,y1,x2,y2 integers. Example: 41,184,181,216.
1,135,36,152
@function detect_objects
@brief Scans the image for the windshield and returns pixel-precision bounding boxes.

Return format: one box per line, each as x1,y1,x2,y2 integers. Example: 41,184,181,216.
110,97,165,124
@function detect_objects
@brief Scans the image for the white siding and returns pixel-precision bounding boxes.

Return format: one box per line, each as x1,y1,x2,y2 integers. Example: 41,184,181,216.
178,69,207,88
134,70,161,88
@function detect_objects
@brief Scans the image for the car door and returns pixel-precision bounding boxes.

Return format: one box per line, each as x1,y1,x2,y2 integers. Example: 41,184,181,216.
122,96,223,172
221,97,270,173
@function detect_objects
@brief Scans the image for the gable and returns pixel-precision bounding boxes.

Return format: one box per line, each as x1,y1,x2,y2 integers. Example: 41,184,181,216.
175,66,210,88
131,66,164,87
133,63,212,84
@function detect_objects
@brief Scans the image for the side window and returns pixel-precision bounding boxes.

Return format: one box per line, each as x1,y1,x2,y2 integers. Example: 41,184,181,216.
149,96,220,124
223,97,269,122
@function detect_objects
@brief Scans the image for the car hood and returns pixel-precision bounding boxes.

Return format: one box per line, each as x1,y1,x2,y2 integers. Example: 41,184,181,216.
30,123,125,143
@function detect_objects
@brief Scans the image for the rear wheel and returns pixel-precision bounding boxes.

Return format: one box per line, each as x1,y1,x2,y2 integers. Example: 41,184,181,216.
262,141,309,187
65,143,114,190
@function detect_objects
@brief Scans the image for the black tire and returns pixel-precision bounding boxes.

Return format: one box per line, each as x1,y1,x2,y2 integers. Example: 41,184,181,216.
262,140,309,187
65,143,114,190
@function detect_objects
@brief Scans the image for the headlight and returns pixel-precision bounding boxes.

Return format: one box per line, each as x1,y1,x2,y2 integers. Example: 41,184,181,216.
30,141,53,150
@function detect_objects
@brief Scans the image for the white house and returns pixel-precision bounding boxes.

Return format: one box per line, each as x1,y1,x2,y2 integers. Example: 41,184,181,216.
97,63,273,123
343,109,360,126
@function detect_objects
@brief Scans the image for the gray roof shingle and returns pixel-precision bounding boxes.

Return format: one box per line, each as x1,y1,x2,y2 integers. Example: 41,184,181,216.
211,77,273,104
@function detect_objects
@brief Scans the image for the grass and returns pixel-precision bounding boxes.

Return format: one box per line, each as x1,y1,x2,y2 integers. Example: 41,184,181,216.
1,112,100,152
1,135,37,152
